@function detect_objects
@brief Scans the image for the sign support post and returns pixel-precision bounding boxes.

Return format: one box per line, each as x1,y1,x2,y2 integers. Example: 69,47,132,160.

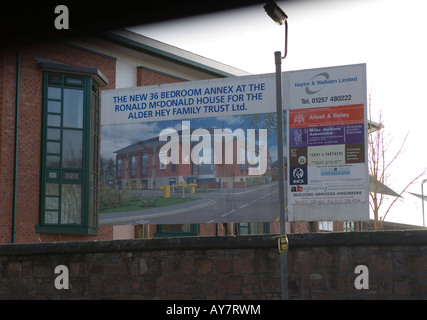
275,51,289,300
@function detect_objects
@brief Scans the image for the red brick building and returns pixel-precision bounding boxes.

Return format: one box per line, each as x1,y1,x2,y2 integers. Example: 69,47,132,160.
114,128,272,191
1,41,115,243
0,29,253,244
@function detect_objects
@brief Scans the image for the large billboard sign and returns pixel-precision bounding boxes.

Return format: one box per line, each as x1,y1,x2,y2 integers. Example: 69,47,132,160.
100,64,368,225
100,74,281,225
286,63,369,221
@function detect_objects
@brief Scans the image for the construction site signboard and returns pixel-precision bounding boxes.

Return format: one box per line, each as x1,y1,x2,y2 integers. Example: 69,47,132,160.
286,63,368,221
100,64,368,225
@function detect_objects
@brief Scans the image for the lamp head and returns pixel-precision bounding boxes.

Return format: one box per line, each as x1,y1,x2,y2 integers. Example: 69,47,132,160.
264,1,288,25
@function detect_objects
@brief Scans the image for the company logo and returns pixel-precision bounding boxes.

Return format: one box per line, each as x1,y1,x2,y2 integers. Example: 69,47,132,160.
295,70,359,96
293,114,305,124
290,166,307,185
291,185,303,192
293,168,304,180
305,72,331,95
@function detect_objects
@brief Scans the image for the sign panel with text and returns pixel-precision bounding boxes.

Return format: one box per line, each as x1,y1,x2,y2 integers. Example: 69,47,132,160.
100,64,368,225
286,63,369,222
100,74,282,225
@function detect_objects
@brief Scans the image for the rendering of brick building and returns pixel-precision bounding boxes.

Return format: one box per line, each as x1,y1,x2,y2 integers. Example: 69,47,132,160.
114,128,272,191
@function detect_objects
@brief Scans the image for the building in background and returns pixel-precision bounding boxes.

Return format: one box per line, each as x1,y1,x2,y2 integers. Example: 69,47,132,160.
0,29,250,244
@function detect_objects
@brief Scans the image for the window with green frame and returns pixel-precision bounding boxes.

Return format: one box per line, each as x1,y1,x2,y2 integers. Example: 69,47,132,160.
155,224,199,238
236,222,270,235
36,71,101,235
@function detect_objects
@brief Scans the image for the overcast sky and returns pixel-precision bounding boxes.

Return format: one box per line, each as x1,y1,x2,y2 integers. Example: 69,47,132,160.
128,0,427,226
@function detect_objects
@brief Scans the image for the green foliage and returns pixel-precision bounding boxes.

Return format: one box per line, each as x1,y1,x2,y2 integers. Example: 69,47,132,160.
100,156,116,183
139,196,158,208
246,176,269,188
99,183,131,210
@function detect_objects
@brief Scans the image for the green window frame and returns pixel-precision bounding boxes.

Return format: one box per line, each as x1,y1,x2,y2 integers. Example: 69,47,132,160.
236,222,270,235
155,224,199,238
36,72,100,235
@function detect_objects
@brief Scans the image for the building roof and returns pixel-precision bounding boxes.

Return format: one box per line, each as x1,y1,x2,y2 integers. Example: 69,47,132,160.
102,29,251,78
368,175,400,197
368,120,383,134
115,136,164,155
115,128,265,155
361,219,425,231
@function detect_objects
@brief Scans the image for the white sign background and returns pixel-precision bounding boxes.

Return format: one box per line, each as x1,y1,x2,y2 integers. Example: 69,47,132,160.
288,63,366,109
101,73,276,125
284,63,369,222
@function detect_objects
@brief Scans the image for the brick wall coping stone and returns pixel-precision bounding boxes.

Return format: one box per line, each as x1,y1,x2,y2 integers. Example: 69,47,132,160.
289,229,427,248
0,235,277,256
0,230,426,257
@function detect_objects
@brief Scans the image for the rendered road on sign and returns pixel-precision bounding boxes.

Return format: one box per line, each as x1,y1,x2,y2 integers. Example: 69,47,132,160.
100,182,280,225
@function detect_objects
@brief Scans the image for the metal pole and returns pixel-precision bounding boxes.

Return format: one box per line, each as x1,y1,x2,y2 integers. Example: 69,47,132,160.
422,181,426,228
275,50,288,300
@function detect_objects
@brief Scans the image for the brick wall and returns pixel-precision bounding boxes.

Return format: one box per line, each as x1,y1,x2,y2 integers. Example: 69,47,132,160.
287,230,427,299
137,66,184,86
0,235,280,299
0,230,426,299
0,49,19,243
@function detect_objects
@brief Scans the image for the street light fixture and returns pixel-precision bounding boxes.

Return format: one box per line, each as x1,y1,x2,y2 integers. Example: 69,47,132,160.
264,1,288,59
264,0,289,300
264,1,288,25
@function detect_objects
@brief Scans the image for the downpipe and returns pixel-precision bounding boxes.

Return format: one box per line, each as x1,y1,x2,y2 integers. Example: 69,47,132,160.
12,47,20,243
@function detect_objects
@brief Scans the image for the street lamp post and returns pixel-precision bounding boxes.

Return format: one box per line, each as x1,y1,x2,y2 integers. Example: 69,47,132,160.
264,1,289,300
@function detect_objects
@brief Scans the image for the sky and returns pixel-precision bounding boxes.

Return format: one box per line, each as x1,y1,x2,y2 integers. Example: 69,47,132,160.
127,0,427,226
